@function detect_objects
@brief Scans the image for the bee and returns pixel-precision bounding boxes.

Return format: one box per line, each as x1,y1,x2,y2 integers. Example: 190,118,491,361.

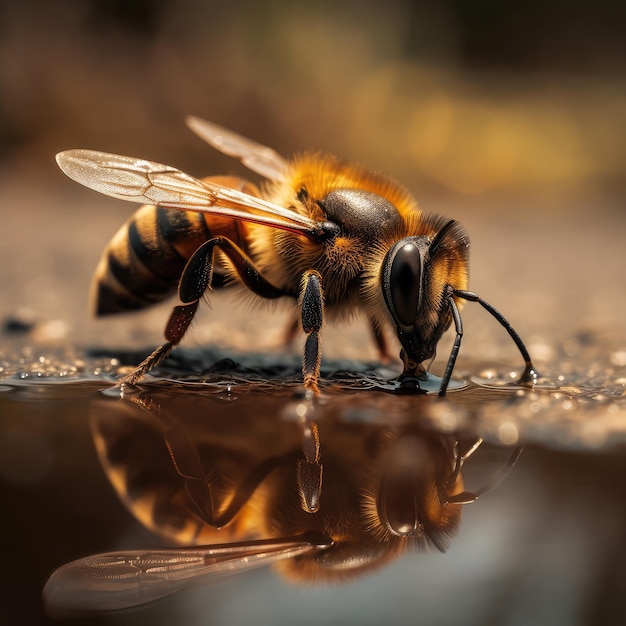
55,117,537,394
43,391,520,614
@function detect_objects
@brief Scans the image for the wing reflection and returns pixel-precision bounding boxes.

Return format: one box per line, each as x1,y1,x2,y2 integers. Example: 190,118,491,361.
44,389,520,614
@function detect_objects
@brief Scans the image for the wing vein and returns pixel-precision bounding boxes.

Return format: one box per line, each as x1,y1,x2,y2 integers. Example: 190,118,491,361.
56,149,322,238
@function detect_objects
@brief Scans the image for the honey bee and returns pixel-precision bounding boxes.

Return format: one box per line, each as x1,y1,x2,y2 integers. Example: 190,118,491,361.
56,117,537,394
43,391,520,614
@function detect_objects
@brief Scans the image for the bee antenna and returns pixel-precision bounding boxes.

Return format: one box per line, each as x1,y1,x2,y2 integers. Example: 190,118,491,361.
428,219,458,257
438,286,538,395
446,446,523,504
438,288,463,395
447,437,484,489
450,289,539,388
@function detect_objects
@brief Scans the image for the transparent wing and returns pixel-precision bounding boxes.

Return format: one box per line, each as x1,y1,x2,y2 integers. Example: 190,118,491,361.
186,116,289,182
43,535,330,615
55,150,320,236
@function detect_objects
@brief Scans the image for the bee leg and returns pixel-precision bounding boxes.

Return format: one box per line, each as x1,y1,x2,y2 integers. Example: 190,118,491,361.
452,289,539,385
132,393,313,525
118,302,199,385
286,377,323,513
129,393,216,525
297,418,323,513
299,270,324,394
120,237,286,385
180,236,285,302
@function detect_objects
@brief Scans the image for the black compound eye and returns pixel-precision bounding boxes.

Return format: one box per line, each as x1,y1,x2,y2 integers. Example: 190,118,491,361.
389,242,422,326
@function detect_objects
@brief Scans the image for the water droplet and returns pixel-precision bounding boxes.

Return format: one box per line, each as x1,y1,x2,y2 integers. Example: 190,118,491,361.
498,421,519,445
100,385,124,398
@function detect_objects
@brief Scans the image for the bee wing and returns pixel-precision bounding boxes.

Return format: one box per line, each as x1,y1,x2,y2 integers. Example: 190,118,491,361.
55,150,320,236
186,116,289,182
43,536,330,615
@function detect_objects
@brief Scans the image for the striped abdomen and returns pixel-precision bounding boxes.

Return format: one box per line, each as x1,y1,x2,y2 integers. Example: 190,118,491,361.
92,176,254,316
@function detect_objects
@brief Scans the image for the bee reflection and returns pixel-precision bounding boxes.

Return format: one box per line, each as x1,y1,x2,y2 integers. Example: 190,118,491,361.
44,390,518,614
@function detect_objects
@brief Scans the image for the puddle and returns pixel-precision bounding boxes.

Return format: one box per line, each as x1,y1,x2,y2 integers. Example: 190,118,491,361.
0,337,625,624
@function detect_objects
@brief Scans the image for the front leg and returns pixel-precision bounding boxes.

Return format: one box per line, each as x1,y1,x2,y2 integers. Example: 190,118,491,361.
299,270,324,394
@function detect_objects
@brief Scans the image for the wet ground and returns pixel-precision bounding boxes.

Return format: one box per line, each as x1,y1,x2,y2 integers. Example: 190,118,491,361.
1,2,625,622
1,169,626,625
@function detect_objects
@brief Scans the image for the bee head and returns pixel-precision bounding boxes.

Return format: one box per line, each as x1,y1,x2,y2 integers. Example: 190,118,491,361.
374,427,463,550
380,219,469,380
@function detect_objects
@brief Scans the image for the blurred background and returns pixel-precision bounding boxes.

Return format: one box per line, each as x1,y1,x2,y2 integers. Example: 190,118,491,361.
1,2,625,625
1,0,625,183
0,0,624,351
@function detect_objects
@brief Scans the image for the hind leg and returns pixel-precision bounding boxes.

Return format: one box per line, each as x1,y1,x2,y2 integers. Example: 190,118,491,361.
118,236,285,385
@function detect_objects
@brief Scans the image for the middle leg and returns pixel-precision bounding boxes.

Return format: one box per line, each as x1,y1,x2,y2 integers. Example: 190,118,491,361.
299,270,324,394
